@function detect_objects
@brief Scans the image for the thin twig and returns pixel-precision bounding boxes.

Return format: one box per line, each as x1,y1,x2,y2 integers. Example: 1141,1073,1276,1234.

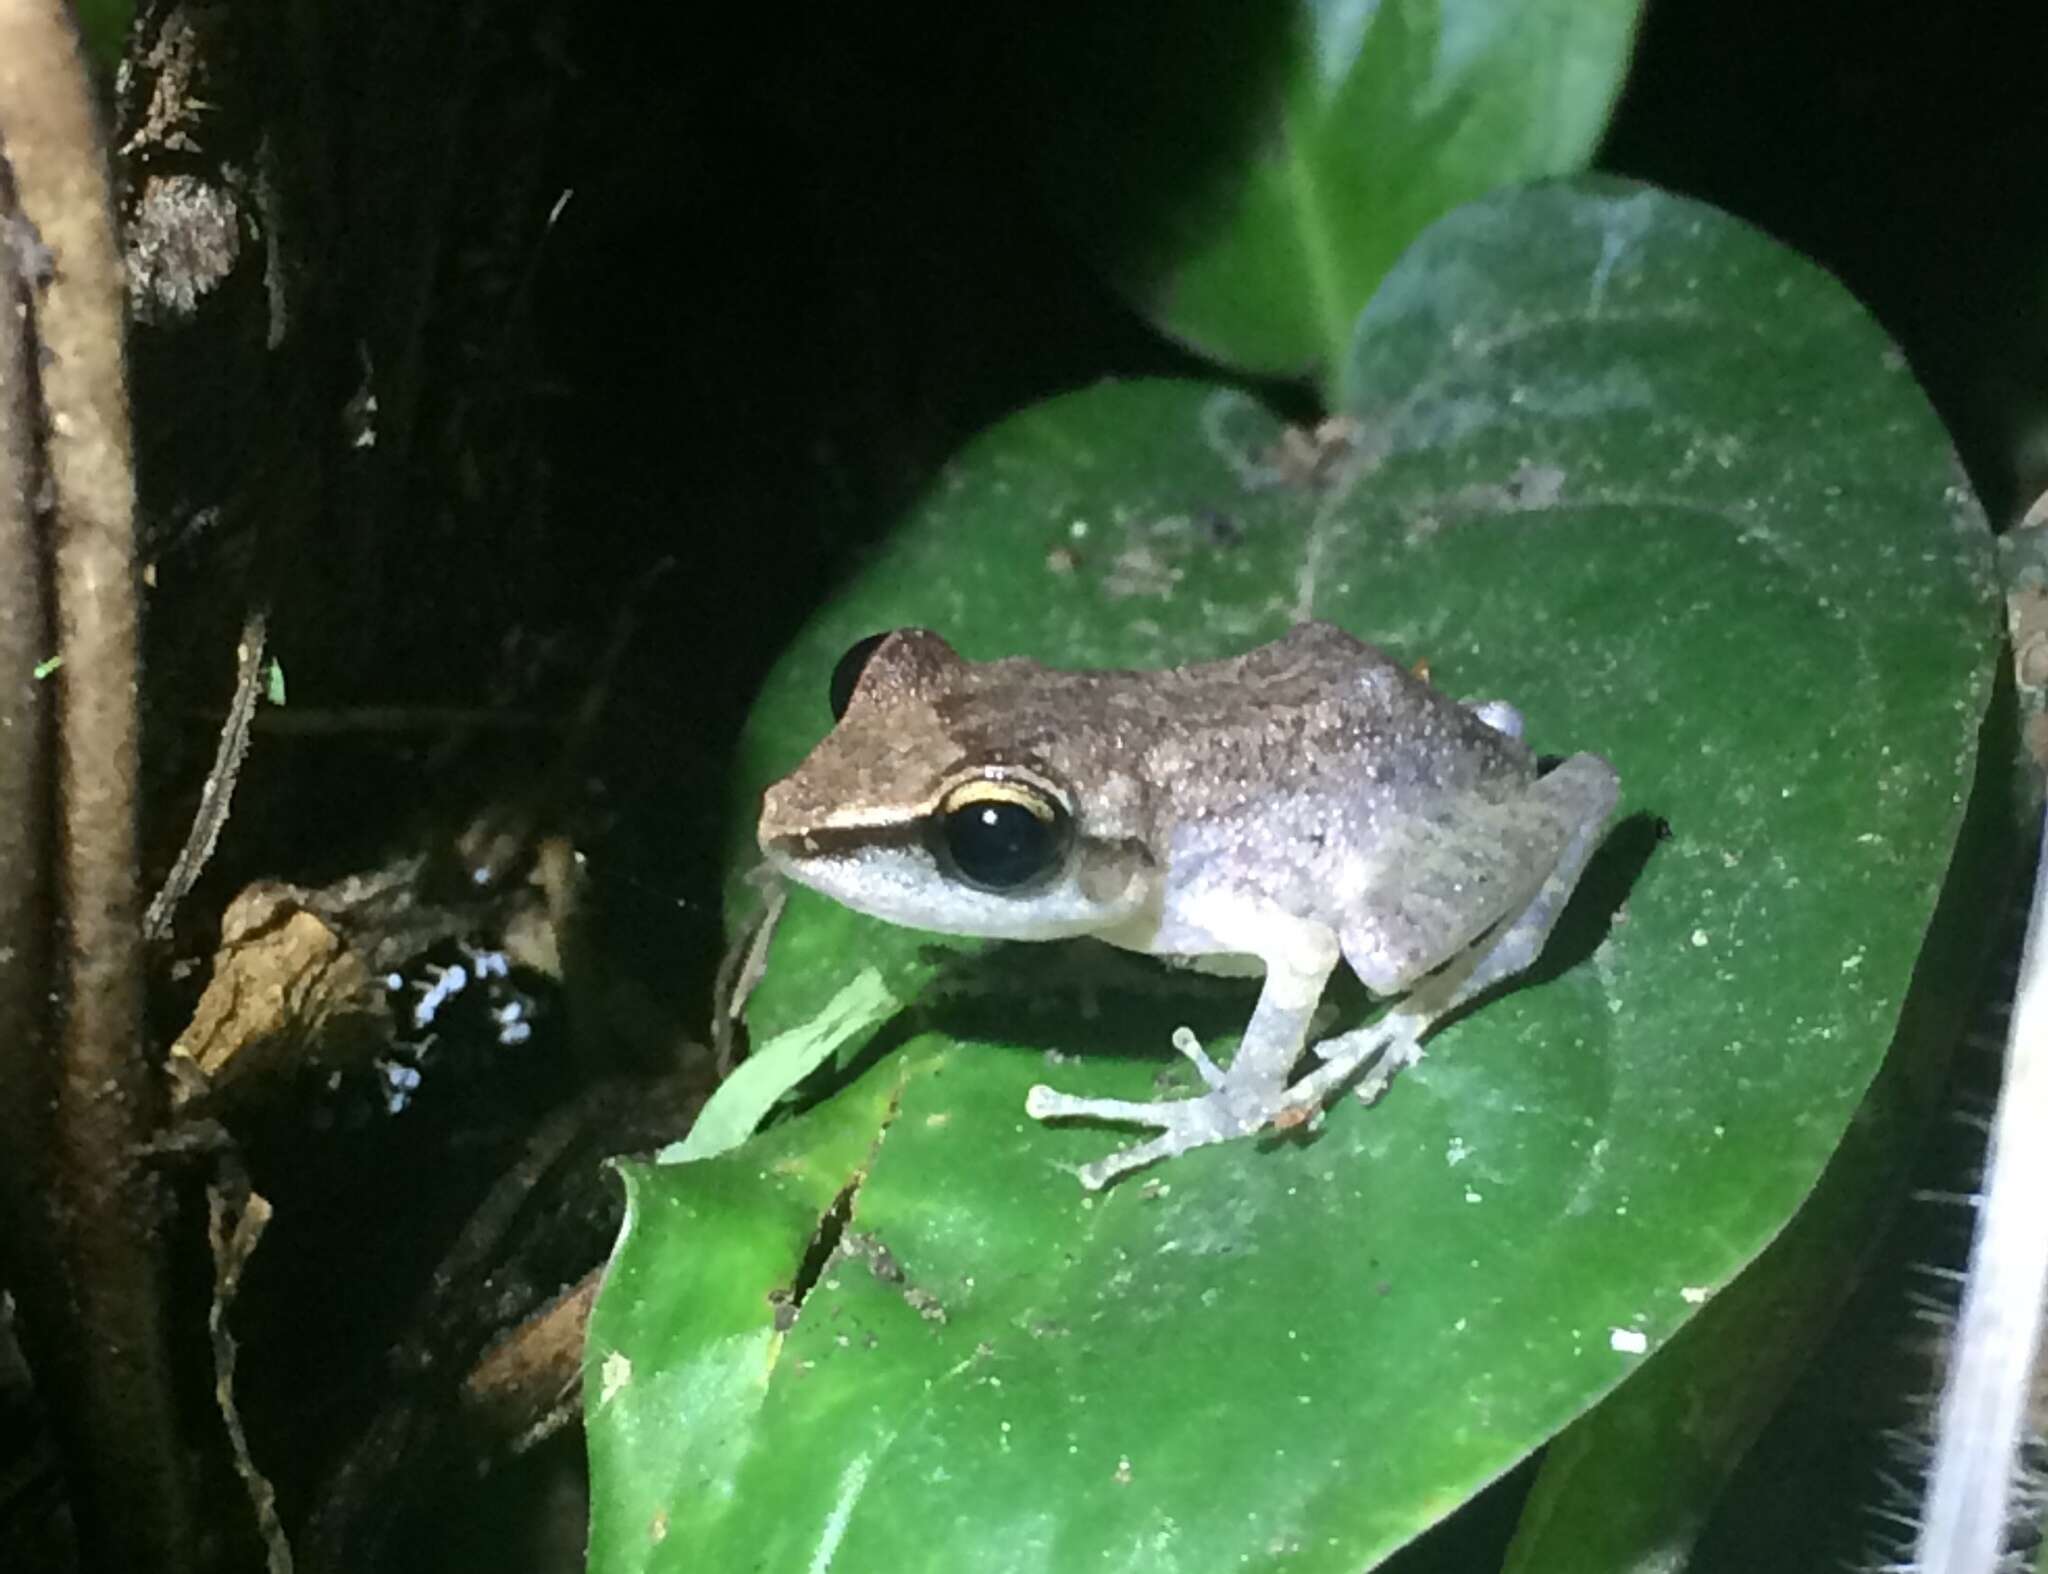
243,703,556,734
712,871,786,1076
558,553,674,771
146,604,267,941
208,1167,292,1573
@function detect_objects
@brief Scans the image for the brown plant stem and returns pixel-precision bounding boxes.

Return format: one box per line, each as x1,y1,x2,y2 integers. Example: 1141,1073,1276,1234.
0,91,58,1535
0,3,198,1569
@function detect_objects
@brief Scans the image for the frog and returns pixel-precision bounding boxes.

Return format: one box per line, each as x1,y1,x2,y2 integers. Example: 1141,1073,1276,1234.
757,622,1620,1191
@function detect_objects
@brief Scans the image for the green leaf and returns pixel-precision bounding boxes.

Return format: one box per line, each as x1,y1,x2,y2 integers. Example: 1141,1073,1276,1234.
73,0,132,73
1502,723,2015,1573
661,969,902,1163
589,179,2002,1573
1017,0,1642,383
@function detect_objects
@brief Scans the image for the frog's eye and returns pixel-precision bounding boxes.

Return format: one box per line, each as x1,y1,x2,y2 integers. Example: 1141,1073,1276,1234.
935,778,1071,892
828,632,894,720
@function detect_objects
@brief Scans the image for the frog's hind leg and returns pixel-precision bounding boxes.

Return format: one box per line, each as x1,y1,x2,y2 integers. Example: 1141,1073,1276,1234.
1302,752,1620,1112
1429,753,1619,1007
1026,755,1618,1189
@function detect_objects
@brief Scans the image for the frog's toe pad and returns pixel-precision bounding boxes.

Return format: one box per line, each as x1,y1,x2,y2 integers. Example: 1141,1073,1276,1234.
1169,1025,1228,1088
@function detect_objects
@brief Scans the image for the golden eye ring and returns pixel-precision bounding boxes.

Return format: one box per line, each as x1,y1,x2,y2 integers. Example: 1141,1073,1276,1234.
932,774,1072,892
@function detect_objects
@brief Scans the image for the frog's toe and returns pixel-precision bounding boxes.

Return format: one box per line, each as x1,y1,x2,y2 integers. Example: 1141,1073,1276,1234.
1309,1018,1393,1063
1068,1096,1253,1189
1299,1010,1427,1103
1028,1084,1272,1188
1075,1134,1183,1191
1026,1085,1173,1125
1169,1025,1228,1089
1354,1041,1424,1103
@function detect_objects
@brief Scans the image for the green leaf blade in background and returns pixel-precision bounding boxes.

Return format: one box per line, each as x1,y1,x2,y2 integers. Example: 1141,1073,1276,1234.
75,0,131,72
1017,0,1644,383
588,179,2002,1573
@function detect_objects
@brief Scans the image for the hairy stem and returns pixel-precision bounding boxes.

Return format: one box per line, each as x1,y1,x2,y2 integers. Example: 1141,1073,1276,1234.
1916,810,2048,1572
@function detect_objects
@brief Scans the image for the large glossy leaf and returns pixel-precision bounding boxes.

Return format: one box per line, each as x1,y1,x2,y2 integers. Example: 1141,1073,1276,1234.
1016,0,1643,382
587,179,2001,1574
1501,744,2014,1574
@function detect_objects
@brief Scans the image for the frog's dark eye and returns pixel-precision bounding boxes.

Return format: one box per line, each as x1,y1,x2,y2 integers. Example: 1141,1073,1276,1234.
829,632,894,720
935,778,1071,892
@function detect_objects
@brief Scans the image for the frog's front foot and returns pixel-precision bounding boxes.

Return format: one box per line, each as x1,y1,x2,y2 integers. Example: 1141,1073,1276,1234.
1025,1012,1435,1190
1025,1025,1312,1190
1024,1082,1279,1190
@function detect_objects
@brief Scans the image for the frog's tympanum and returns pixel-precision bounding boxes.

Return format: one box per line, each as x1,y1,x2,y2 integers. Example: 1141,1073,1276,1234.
759,624,1618,1190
